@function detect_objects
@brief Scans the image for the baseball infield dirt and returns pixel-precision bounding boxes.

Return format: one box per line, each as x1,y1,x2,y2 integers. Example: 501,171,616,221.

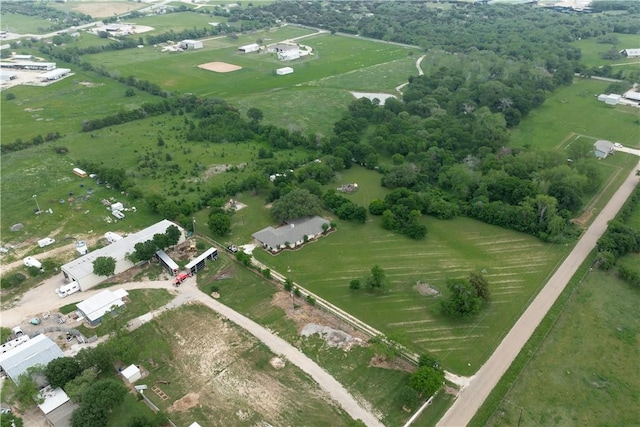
198,62,242,73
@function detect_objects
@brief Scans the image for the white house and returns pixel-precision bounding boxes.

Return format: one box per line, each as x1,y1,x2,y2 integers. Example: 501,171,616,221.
276,67,294,76
61,220,185,291
76,288,129,326
238,43,260,53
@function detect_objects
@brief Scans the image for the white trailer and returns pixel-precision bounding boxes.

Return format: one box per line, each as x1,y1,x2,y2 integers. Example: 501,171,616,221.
112,210,125,220
56,282,80,298
38,238,55,248
23,256,42,269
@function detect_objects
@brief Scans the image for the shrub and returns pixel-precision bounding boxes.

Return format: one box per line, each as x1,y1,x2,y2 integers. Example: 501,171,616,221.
5,93,16,101
307,295,316,305
1,273,26,289
349,279,361,290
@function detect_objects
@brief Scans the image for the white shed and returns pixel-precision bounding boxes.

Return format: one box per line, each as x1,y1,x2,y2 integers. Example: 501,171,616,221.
238,43,260,53
276,67,294,75
24,256,42,269
121,364,141,384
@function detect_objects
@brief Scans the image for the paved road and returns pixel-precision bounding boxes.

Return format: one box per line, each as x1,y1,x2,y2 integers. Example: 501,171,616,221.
437,158,640,427
1,274,384,427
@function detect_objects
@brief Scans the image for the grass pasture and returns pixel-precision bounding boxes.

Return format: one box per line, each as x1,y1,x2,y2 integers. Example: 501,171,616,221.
510,78,640,150
571,33,640,70
253,216,569,376
1,13,54,34
486,269,640,427
132,304,355,427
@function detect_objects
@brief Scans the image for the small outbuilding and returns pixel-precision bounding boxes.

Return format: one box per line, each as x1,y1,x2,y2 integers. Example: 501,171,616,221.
620,48,640,58
121,364,142,384
238,43,260,53
594,139,614,159
185,247,218,275
38,386,78,427
276,67,294,76
179,39,203,50
76,288,129,326
40,68,71,81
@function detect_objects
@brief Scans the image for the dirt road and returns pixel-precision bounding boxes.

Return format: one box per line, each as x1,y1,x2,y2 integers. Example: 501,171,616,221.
437,159,640,426
1,275,384,427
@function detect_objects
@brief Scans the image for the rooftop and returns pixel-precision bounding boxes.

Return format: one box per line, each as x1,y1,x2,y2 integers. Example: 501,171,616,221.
252,216,329,250
76,288,128,322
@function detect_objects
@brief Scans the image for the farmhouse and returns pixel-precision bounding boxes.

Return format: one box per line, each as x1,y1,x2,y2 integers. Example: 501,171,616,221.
179,39,203,50
76,288,129,326
276,67,294,75
252,216,329,253
40,68,71,81
61,220,185,291
238,43,260,53
594,139,614,159
0,335,64,384
620,48,640,58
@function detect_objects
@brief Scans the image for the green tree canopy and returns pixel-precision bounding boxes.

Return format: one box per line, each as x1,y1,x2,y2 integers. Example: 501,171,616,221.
366,265,390,293
45,357,81,389
92,256,116,277
441,278,483,318
408,365,445,397
270,188,322,223
208,212,232,236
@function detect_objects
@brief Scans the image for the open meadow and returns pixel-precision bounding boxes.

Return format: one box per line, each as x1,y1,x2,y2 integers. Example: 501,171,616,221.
486,268,640,427
509,78,640,150
571,33,640,71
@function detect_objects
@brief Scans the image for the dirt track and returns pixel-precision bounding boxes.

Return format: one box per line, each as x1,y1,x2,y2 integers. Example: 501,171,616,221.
437,158,640,426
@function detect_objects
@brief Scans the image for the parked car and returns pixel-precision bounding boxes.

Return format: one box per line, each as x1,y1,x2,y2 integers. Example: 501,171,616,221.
12,326,23,338
226,245,239,254
614,142,623,148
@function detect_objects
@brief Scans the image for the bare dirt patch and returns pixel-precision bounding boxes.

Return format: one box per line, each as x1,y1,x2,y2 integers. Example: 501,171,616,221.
301,323,363,351
71,2,144,18
571,209,594,228
78,81,104,88
198,61,243,73
368,355,415,373
413,281,440,296
169,392,200,413
269,357,286,369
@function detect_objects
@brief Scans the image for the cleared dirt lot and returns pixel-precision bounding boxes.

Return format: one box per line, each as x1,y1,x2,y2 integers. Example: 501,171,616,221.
69,2,145,18
198,61,243,73
137,304,354,427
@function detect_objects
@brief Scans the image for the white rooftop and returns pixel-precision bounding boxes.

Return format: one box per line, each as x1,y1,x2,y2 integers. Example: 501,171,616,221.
76,288,128,323
38,386,70,414
0,335,64,384
121,364,140,380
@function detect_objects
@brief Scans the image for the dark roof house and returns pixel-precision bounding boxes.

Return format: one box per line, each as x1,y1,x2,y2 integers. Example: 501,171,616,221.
594,139,614,159
252,216,329,253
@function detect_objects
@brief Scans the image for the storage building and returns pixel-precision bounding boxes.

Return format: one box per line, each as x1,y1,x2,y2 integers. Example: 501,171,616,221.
121,364,142,384
185,247,218,275
76,288,129,326
179,39,203,50
238,43,260,53
276,67,294,75
620,48,640,58
0,335,64,384
40,68,71,81
61,220,185,291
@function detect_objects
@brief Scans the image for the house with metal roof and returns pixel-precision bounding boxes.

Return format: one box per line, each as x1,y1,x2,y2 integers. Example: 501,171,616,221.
252,216,329,253
38,386,78,427
0,335,64,384
61,220,184,291
594,139,614,159
76,288,129,326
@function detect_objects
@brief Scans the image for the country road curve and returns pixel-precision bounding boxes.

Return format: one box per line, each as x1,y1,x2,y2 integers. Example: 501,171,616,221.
1,276,384,427
437,158,640,427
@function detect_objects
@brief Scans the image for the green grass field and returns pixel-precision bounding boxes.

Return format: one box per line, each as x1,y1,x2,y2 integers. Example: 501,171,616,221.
253,207,569,376
571,33,640,69
1,13,55,34
510,78,640,150
486,268,640,427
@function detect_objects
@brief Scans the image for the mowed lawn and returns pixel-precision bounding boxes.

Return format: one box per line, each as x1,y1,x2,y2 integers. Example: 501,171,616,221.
571,33,640,69
253,214,568,376
487,269,640,427
510,78,640,149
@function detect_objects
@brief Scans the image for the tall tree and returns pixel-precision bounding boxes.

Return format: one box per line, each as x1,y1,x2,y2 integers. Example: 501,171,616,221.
45,357,81,389
270,189,322,223
92,256,116,277
366,265,390,292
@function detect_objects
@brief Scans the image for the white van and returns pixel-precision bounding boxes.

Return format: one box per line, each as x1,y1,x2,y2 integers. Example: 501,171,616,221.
56,282,80,298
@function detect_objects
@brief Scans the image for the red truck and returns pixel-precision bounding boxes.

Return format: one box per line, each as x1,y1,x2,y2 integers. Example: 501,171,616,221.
173,272,190,287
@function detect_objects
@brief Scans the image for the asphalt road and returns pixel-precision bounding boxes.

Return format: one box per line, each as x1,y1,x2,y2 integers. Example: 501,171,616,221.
437,158,640,427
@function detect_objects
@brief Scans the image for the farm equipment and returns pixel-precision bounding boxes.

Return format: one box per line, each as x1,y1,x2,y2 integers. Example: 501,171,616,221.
173,272,190,287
